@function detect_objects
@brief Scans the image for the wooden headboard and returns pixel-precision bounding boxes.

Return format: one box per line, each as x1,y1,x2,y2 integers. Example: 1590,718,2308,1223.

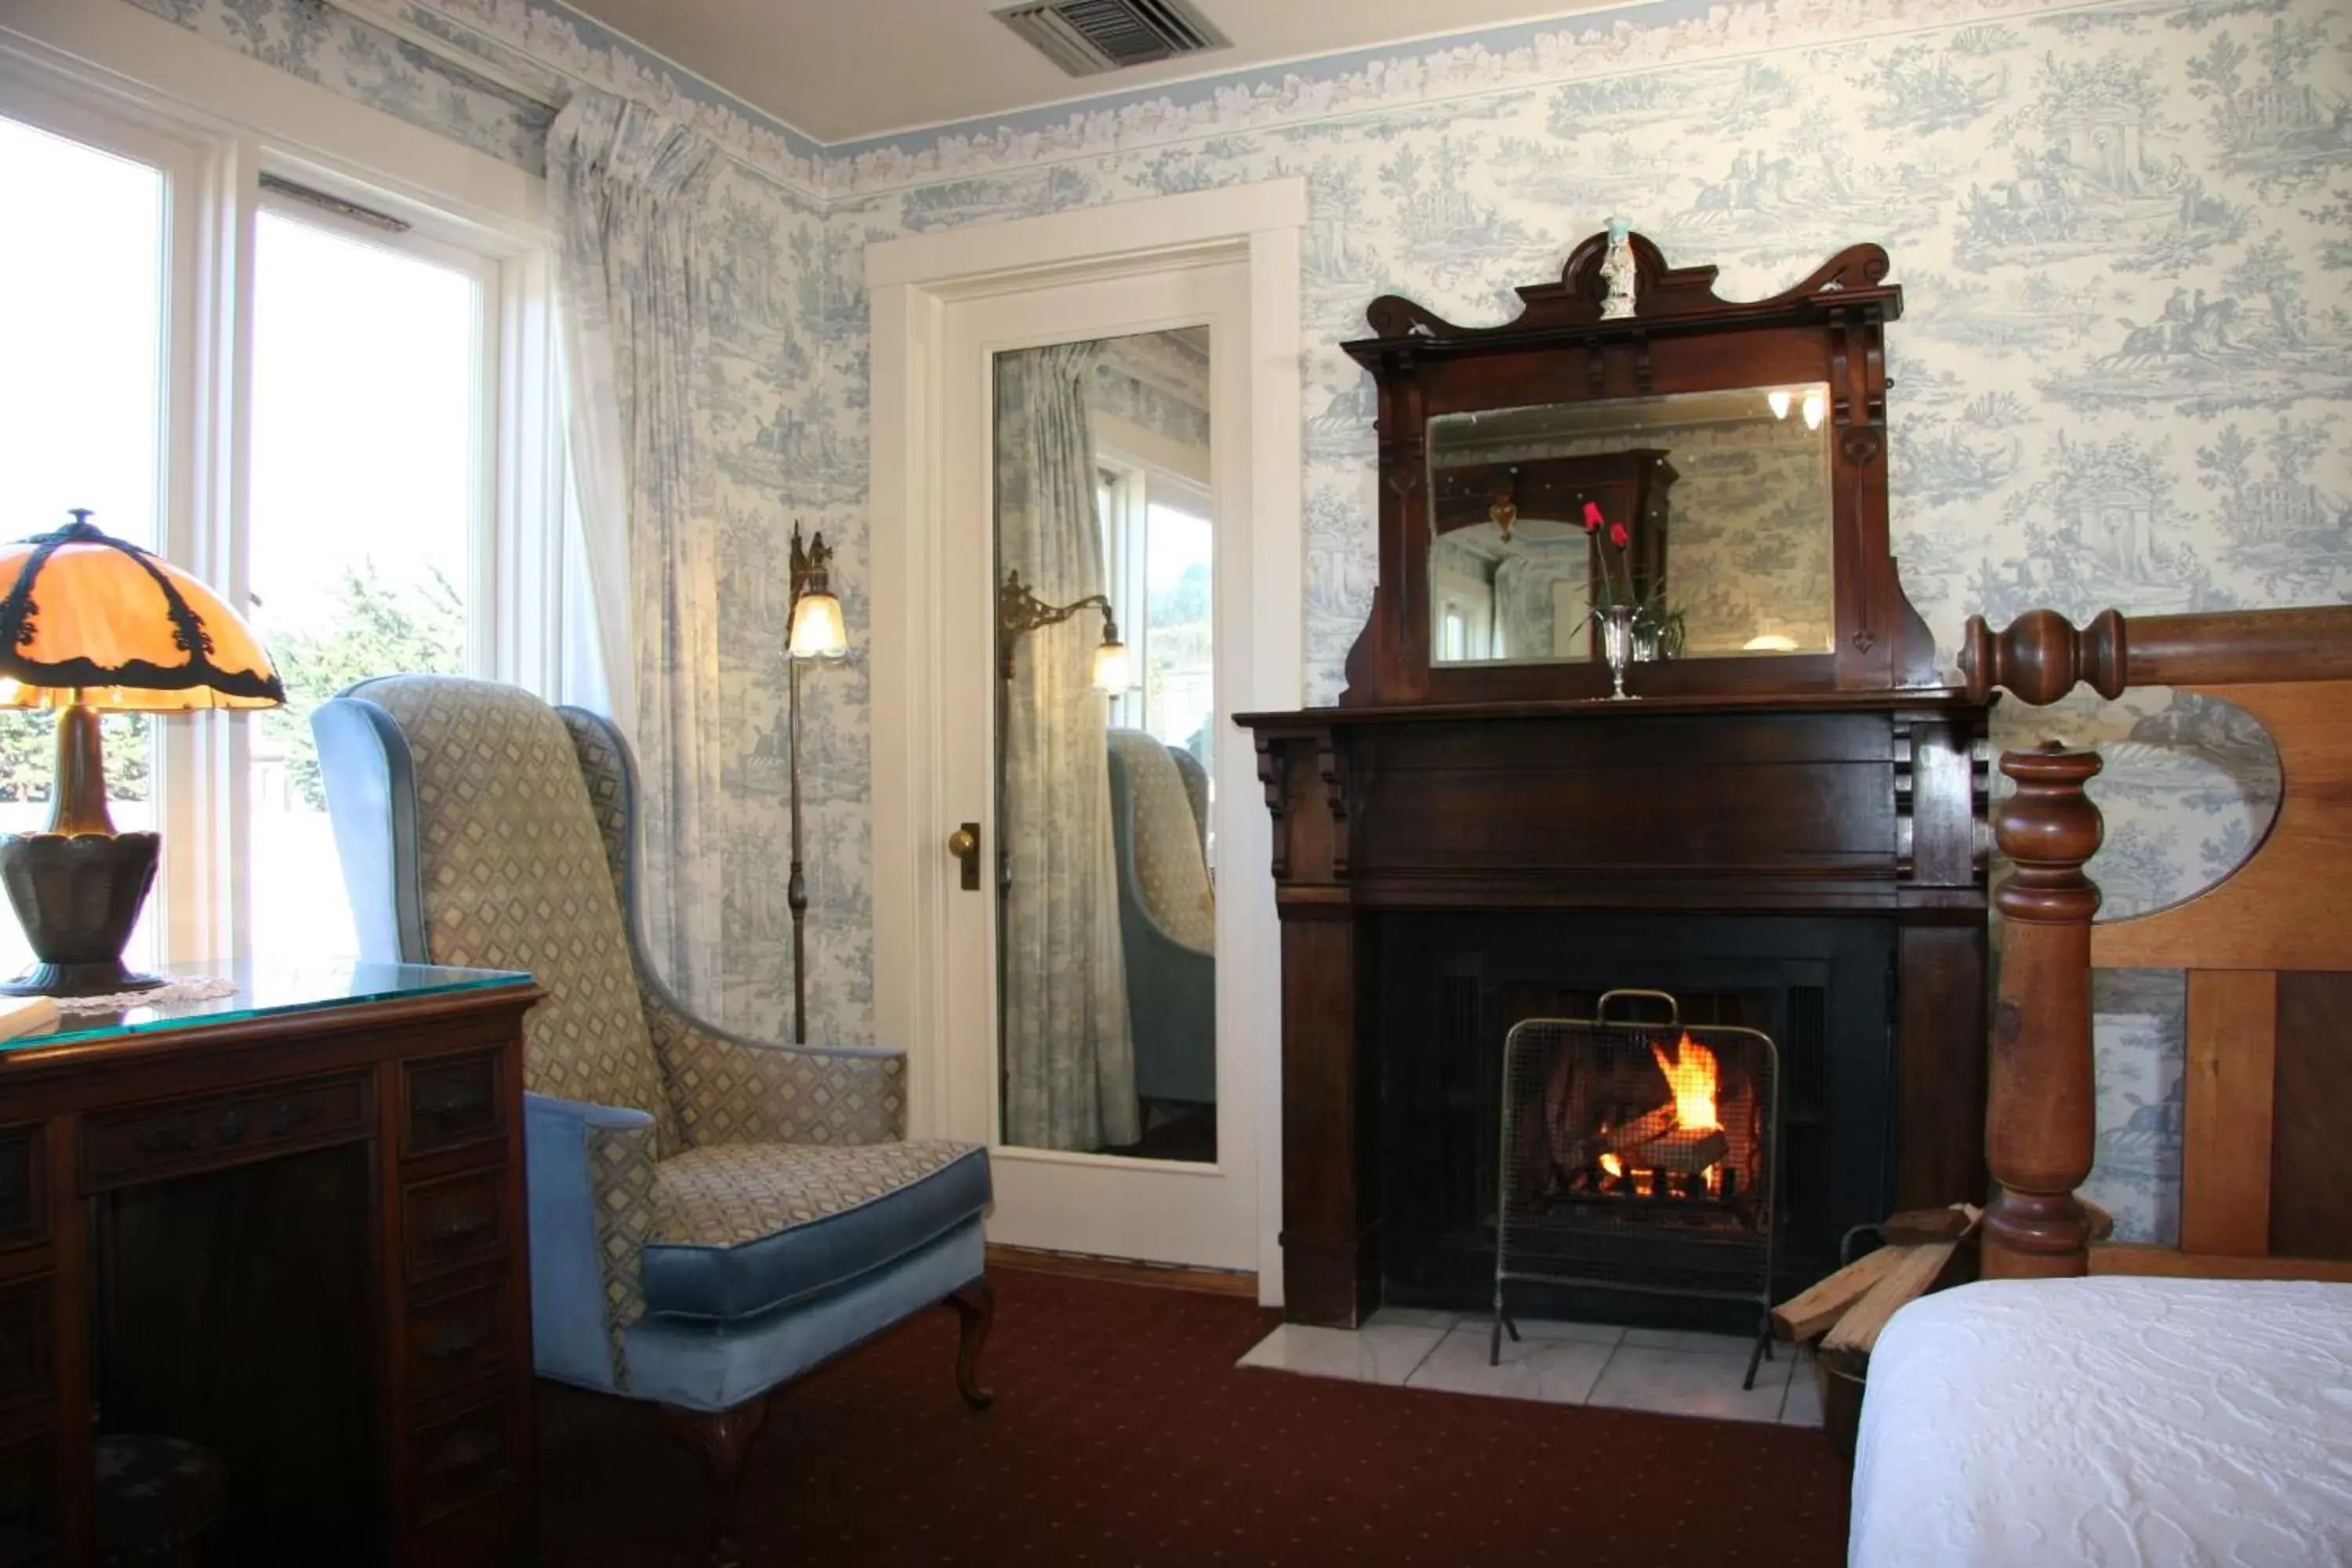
1960,605,2352,1283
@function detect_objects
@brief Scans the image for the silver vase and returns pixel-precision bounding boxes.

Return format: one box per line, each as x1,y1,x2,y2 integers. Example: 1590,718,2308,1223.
1601,604,1638,700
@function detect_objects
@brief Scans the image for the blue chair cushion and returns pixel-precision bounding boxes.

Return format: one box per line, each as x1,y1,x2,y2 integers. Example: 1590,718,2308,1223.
641,1140,990,1323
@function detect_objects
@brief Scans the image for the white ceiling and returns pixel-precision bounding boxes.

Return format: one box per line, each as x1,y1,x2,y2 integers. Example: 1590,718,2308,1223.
564,0,1636,144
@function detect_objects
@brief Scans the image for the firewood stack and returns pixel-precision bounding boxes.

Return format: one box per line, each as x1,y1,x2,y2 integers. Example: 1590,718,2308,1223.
1779,1199,2113,1459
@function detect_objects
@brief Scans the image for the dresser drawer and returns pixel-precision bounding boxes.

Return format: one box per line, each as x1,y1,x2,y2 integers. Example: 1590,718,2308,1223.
0,1130,40,1253
0,1280,46,1417
82,1073,372,1192
401,1051,506,1160
406,1280,510,1403
402,1167,510,1283
408,1397,517,1525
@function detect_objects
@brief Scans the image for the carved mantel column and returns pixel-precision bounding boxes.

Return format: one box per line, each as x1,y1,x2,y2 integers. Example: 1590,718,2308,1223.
1982,741,2104,1278
1254,724,1378,1325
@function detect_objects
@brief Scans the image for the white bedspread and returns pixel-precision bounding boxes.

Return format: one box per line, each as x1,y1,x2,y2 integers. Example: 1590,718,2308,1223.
1849,1276,2352,1566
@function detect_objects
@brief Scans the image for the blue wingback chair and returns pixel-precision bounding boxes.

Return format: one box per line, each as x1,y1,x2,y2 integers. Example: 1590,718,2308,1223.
1104,729,1214,1108
314,676,992,1561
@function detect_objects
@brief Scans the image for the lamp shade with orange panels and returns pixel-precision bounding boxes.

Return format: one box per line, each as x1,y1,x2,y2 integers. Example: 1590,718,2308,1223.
0,510,284,996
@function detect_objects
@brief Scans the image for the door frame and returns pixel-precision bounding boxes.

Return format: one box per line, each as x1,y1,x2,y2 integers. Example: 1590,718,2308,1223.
869,180,1305,1302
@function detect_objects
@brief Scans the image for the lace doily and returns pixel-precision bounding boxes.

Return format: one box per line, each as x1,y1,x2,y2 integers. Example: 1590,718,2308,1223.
56,976,241,1014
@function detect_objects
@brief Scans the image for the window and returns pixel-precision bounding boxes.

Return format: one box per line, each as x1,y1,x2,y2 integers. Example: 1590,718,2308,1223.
0,109,173,978
0,54,566,973
246,203,494,963
1094,457,1214,769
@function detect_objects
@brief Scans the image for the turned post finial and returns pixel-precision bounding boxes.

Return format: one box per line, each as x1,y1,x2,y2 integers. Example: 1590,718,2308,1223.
1959,608,2129,706
1981,740,2104,1279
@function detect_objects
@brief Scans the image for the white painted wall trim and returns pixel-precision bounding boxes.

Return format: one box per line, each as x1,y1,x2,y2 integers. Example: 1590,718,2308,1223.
1,0,543,235
869,178,1305,1304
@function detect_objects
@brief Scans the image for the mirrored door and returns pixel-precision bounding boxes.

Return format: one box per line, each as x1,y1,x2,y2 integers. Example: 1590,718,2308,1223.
993,328,1218,1164
937,257,1257,1271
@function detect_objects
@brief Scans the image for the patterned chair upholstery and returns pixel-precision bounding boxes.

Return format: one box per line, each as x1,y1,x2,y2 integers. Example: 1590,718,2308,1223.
313,676,993,1548
1105,729,1215,1106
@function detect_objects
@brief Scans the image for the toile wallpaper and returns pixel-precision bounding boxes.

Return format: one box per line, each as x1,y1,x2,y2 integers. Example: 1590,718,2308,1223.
112,0,2352,1241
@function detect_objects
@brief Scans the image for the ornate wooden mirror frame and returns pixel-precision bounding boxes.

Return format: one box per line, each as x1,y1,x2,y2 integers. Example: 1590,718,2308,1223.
1340,231,1940,706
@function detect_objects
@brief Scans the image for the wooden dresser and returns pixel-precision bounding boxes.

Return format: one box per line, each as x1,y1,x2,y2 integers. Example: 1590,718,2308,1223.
0,963,539,1566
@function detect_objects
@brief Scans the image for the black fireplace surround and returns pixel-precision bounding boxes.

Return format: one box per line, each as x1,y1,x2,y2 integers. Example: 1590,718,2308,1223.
1380,910,1896,1330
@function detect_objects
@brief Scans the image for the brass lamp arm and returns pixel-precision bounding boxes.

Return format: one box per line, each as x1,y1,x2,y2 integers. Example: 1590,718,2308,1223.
998,570,1120,679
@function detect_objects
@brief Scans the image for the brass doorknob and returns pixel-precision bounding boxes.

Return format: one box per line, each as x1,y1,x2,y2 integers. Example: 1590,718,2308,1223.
946,822,981,891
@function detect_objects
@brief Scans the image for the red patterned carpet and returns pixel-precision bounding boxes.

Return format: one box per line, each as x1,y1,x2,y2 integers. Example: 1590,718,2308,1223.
539,1267,1850,1566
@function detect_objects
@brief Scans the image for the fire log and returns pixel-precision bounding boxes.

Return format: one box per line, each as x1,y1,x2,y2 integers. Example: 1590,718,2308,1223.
1563,1104,1679,1170
1630,1128,1728,1175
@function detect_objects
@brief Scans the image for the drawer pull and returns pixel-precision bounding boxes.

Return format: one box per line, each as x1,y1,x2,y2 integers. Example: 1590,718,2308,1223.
420,1322,494,1363
215,1105,250,1145
424,1207,494,1247
134,1122,197,1155
270,1097,321,1138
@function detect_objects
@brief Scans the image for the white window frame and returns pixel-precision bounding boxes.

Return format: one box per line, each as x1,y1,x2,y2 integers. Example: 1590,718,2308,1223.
0,2,565,966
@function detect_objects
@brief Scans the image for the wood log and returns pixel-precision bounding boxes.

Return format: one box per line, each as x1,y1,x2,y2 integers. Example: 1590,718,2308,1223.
1771,1246,1908,1341
1820,1242,1958,1359
1630,1128,1728,1174
1563,1104,1678,1169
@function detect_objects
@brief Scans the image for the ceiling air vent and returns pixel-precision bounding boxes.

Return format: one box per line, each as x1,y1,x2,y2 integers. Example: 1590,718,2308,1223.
993,0,1230,78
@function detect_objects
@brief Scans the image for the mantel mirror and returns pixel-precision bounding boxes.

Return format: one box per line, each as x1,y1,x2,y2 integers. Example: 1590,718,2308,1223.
1338,229,1940,706
1427,387,1834,667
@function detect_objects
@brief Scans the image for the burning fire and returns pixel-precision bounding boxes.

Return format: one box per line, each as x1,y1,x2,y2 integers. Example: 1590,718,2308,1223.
1650,1032,1721,1134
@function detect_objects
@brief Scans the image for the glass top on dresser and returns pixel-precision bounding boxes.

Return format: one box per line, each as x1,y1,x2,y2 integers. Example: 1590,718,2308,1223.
0,960,534,1055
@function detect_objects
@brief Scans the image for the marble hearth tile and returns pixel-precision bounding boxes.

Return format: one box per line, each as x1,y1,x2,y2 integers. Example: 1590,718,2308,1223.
1780,1360,1825,1428
1588,1345,1793,1423
1236,1323,1445,1385
1405,1326,1612,1404
1620,1327,1768,1356
1457,1314,1625,1346
1364,1306,1461,1330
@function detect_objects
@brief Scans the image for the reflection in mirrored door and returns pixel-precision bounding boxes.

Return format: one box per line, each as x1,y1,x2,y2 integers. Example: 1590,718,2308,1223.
993,328,1216,1164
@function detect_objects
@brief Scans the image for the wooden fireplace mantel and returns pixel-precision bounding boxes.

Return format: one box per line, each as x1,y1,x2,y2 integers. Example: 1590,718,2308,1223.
1237,692,1993,1324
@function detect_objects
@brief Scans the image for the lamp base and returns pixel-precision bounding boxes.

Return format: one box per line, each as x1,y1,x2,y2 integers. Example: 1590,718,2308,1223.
0,960,162,999
0,829,163,1000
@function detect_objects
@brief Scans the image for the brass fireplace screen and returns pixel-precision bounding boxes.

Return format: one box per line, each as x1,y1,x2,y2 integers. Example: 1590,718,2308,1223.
1491,989,1781,1387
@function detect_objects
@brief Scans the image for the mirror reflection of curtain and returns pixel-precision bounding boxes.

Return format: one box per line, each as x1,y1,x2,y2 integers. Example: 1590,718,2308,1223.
996,343,1138,1152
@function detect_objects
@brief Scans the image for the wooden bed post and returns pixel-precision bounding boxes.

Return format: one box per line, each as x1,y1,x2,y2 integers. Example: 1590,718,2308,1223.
1961,610,2122,1279
1981,742,2103,1279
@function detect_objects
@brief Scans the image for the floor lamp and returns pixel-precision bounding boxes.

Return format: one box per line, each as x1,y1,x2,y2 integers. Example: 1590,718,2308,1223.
785,523,848,1044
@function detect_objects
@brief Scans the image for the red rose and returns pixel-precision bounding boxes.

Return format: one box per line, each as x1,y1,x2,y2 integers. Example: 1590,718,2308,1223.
1609,521,1630,549
1581,501,1603,532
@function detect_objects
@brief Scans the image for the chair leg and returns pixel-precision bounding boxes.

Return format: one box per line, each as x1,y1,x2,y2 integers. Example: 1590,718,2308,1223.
662,1398,770,1568
946,1277,996,1411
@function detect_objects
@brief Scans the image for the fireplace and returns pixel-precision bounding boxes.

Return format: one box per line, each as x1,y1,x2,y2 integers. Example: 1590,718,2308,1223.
1239,700,1985,1328
1493,992,1780,1379
1381,909,1894,1338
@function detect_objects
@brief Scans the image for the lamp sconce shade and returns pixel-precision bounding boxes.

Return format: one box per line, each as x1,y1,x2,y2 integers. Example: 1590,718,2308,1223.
786,521,851,662
1091,638,1131,695
787,591,849,661
0,511,284,711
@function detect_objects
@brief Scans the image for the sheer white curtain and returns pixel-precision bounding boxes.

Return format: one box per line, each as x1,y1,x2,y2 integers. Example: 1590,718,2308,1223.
547,90,724,1011
996,343,1138,1152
